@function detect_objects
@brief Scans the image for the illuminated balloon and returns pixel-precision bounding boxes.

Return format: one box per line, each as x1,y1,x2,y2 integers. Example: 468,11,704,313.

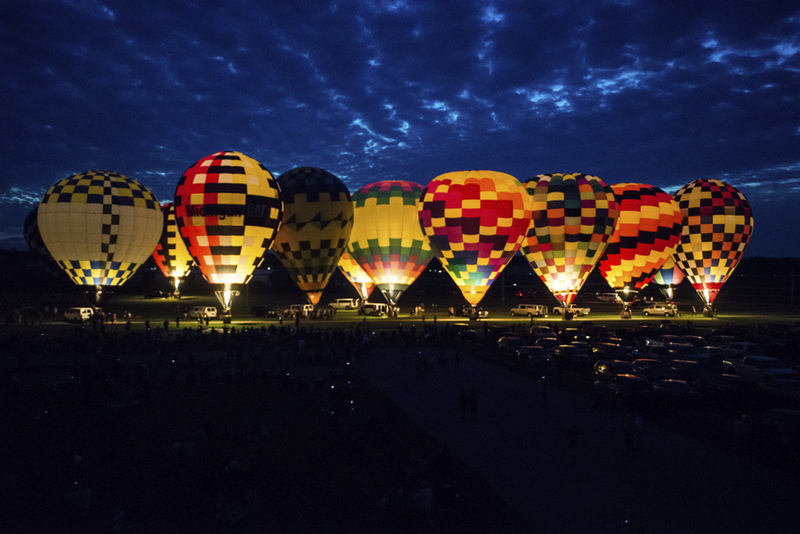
174,151,283,314
271,167,354,305
338,250,375,300
37,170,163,306
651,257,685,301
598,183,682,301
347,180,434,304
417,170,533,307
151,202,195,296
672,179,754,306
521,173,618,306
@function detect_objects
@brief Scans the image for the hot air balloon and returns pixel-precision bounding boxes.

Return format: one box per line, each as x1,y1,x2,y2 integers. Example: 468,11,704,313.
338,250,375,301
347,180,434,305
271,167,353,306
151,202,195,297
417,170,533,307
597,183,683,308
24,208,64,280
672,179,754,312
37,170,163,307
174,151,283,320
652,257,685,301
520,173,618,308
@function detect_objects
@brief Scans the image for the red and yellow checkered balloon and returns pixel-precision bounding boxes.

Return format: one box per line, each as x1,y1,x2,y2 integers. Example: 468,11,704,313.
174,151,283,287
347,180,433,304
598,183,682,297
672,179,753,305
521,173,618,306
417,170,533,306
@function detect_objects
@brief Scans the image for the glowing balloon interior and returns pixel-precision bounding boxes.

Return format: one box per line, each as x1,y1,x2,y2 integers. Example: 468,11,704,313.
347,180,433,304
271,167,354,305
651,257,685,300
598,183,683,301
521,173,618,306
174,151,283,313
37,170,163,306
338,250,375,300
151,202,195,295
418,170,533,307
672,179,754,306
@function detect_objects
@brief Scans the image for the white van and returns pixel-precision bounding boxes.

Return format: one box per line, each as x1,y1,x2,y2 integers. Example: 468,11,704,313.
510,304,548,317
359,302,389,316
328,298,360,310
63,307,94,323
189,306,217,319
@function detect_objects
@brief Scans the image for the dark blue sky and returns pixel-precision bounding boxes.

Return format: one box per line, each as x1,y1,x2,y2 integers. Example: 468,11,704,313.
2,0,798,257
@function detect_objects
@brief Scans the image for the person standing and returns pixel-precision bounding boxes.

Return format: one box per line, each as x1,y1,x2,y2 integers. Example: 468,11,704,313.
469,389,478,421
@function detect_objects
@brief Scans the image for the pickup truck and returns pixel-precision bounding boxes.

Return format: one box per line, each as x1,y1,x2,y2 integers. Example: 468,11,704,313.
722,355,799,383
552,304,590,317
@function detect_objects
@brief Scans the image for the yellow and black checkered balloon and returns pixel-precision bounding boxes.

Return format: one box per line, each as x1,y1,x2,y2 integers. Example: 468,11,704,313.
672,179,753,305
418,170,533,306
38,170,163,288
151,202,194,281
271,167,354,305
521,173,618,306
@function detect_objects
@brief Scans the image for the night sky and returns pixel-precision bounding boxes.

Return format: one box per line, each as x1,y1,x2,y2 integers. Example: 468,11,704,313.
2,0,798,257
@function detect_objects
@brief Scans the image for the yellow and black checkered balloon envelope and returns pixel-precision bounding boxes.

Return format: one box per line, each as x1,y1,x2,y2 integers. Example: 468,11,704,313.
271,167,354,306
174,151,283,312
598,183,683,301
338,250,375,301
151,202,195,296
37,170,163,306
417,170,533,307
521,173,619,307
672,179,753,306
347,180,434,305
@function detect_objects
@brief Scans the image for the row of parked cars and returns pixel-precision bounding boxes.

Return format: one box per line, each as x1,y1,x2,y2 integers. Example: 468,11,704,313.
492,323,800,411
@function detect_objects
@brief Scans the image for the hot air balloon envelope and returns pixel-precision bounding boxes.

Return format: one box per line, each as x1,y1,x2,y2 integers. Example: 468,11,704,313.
418,170,533,307
271,167,354,306
521,173,618,306
672,179,754,306
347,180,434,305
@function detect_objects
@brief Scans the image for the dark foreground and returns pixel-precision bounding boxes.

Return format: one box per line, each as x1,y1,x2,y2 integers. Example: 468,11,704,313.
0,326,523,534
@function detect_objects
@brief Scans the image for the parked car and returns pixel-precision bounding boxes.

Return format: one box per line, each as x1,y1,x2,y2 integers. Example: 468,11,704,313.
251,305,278,317
63,307,94,323
592,359,640,381
551,344,592,369
510,304,548,317
643,303,679,316
328,298,360,310
359,302,389,316
593,374,653,407
668,360,724,398
189,306,218,319
632,359,682,381
515,346,550,367
497,335,527,354
651,379,703,407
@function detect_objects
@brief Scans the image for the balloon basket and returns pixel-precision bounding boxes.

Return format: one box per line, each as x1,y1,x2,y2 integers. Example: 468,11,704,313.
620,309,632,319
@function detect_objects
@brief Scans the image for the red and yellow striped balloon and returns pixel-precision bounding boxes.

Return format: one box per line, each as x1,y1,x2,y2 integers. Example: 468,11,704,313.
598,183,682,300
